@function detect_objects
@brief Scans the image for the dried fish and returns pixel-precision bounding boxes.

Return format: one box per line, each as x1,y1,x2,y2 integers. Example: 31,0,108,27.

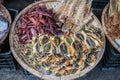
54,0,77,21
71,0,86,25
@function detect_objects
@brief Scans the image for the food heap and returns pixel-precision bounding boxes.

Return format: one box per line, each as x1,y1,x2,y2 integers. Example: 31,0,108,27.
0,6,9,43
105,0,120,46
14,0,104,76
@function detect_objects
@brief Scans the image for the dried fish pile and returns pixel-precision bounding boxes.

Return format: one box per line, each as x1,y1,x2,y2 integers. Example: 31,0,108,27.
105,0,120,46
14,0,104,76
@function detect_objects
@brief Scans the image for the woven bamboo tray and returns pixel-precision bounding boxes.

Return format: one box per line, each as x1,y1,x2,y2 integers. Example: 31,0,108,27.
0,4,11,43
102,4,120,53
10,1,105,80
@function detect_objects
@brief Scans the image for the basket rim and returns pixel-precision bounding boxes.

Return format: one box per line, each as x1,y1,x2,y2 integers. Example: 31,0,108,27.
9,1,105,80
102,3,120,53
0,4,11,43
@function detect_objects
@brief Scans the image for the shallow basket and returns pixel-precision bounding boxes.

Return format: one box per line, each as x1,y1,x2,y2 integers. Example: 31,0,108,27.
102,4,120,53
0,4,11,43
10,1,105,80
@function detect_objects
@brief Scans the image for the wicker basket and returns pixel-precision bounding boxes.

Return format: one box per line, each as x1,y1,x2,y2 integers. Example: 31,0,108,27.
0,4,11,43
10,1,105,80
102,4,120,53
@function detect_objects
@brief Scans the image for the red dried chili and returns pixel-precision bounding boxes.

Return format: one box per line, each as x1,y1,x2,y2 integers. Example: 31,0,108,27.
17,5,63,44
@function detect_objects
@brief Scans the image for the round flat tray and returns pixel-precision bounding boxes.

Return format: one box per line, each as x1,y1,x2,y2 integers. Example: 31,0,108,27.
10,1,105,80
102,4,120,53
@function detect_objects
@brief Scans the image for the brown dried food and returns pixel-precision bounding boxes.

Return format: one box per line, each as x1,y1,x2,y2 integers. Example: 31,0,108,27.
105,0,120,41
17,5,63,44
106,12,120,40
111,13,120,25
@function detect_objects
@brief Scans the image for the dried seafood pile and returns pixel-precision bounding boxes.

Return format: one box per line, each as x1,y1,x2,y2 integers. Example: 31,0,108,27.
105,0,120,46
14,0,104,76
